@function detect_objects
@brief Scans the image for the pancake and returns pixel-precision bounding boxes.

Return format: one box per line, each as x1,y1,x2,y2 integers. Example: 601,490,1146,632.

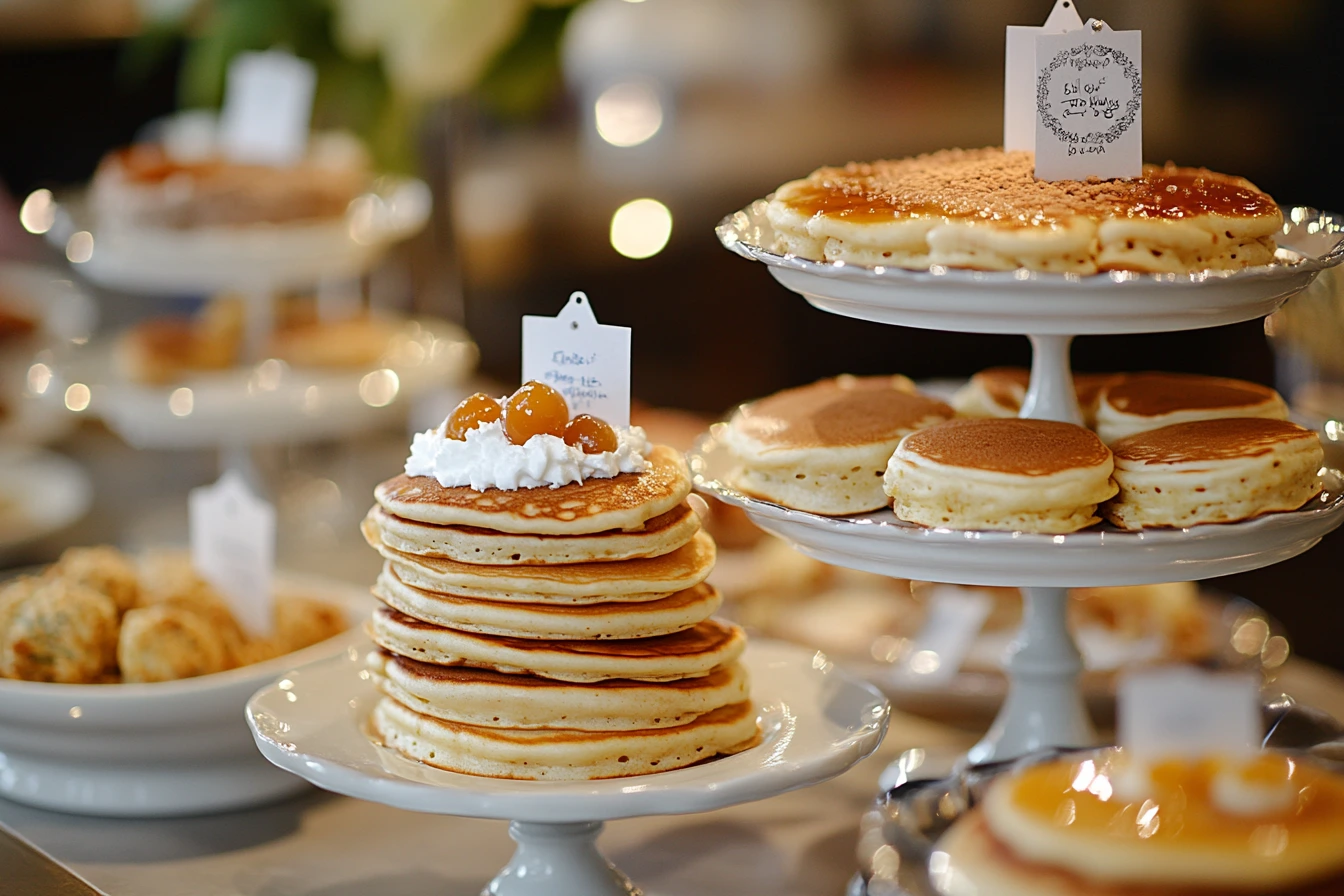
930,752,1344,896
364,502,701,565
370,606,747,682
375,444,691,535
1102,418,1323,530
767,148,1282,274
724,375,954,515
368,650,750,731
933,809,1344,896
951,367,1118,427
1094,372,1289,445
371,694,758,780
373,563,722,640
364,522,716,604
884,418,1117,533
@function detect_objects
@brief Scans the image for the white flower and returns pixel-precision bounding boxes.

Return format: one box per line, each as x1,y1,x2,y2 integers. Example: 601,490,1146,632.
333,0,531,99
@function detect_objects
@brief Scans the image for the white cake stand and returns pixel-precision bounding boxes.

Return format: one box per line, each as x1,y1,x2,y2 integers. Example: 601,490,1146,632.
34,317,477,450
246,639,889,896
710,201,1344,764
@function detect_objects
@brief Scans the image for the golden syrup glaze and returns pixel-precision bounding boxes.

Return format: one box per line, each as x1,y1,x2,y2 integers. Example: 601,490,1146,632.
779,149,1281,226
1007,753,1344,852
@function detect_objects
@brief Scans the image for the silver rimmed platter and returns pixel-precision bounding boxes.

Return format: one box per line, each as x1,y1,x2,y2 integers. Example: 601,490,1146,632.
717,202,1344,335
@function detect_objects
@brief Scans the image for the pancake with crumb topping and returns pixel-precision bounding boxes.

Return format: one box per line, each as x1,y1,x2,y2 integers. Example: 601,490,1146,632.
724,374,953,515
767,148,1282,274
1102,418,1323,530
1094,372,1289,445
884,418,1117,533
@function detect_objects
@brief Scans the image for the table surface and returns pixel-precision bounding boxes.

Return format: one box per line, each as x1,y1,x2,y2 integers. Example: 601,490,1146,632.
2,660,1340,896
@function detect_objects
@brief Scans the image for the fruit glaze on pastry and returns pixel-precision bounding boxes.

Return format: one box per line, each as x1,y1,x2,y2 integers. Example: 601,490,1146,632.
767,148,1282,274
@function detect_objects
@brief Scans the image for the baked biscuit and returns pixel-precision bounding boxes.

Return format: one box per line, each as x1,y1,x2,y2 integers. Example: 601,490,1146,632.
768,148,1282,274
884,418,1116,533
1102,418,1323,529
1094,372,1289,444
724,375,953,515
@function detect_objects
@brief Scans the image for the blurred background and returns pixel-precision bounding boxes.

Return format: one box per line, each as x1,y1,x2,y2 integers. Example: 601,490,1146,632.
2,0,1343,670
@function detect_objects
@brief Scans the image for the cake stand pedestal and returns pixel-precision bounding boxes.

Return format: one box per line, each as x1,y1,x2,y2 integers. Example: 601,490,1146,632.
246,639,889,896
707,202,1344,764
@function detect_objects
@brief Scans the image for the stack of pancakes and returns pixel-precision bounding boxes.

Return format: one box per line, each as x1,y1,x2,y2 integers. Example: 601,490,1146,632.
361,445,757,780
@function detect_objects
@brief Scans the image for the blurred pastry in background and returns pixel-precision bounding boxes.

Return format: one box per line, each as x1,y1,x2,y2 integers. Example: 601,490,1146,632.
0,546,349,684
0,301,37,345
952,367,1117,426
114,293,404,385
724,374,953,515
114,296,243,385
716,535,1218,677
1093,372,1289,444
89,131,371,231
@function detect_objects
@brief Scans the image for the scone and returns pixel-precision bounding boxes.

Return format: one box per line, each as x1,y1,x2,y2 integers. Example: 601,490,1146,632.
1102,418,1323,529
723,375,953,515
951,367,1118,427
884,418,1117,533
1094,372,1289,444
933,750,1344,896
767,148,1282,274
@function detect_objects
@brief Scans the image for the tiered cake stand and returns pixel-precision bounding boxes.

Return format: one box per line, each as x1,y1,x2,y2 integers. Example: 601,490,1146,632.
247,639,888,896
699,202,1344,764
37,176,477,452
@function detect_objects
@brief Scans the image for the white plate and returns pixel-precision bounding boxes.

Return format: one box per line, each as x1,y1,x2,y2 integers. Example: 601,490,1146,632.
689,426,1344,588
36,317,477,449
247,638,889,823
717,202,1344,334
0,449,92,556
47,176,431,295
0,574,374,817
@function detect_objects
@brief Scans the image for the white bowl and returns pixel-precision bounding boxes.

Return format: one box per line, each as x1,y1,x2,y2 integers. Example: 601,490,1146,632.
0,573,372,817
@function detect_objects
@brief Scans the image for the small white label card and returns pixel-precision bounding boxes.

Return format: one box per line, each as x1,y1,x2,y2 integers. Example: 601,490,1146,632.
189,472,276,637
1034,19,1143,181
1004,0,1084,151
521,292,631,428
895,585,994,686
1118,667,1261,759
219,50,317,166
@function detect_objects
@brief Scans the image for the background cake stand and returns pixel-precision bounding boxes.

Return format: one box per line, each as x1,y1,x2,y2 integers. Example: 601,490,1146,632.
33,178,476,460
247,638,889,896
709,201,1344,764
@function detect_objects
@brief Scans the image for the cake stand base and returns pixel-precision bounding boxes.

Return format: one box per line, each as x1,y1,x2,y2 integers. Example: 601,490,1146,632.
485,822,638,896
965,586,1095,765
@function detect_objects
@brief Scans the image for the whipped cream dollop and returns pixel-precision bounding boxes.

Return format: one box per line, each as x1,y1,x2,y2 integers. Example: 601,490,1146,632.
405,419,650,491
